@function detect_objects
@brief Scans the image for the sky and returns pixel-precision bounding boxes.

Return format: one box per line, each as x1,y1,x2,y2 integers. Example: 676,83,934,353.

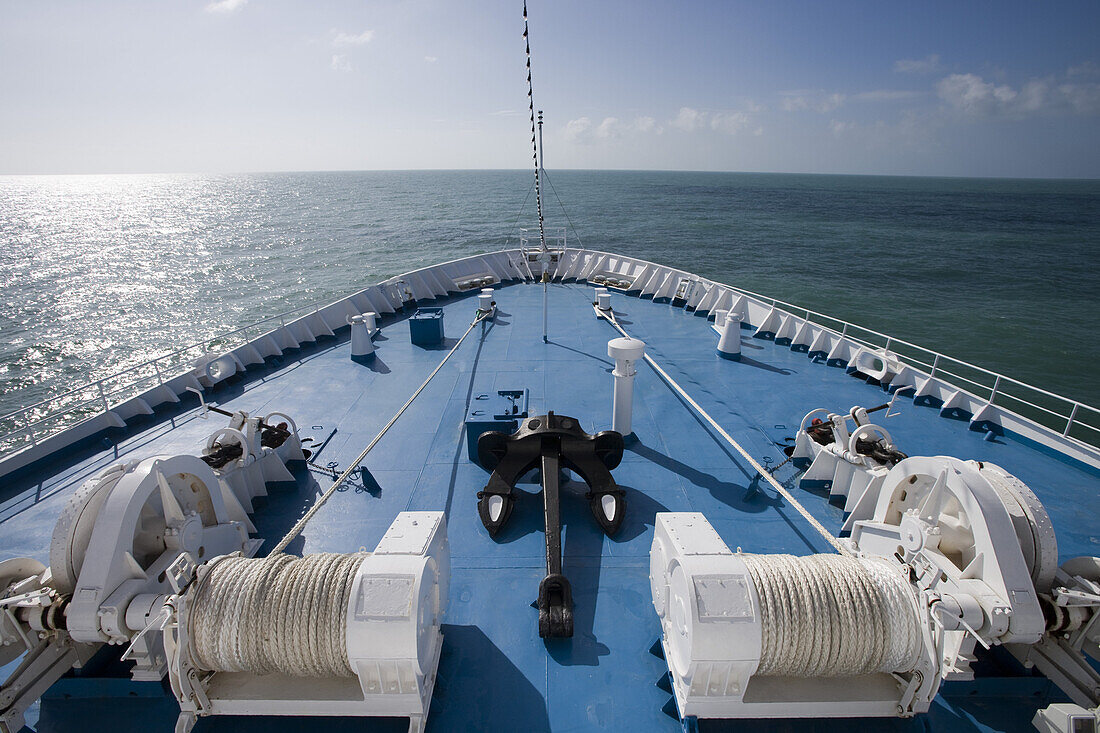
1,0,1098,178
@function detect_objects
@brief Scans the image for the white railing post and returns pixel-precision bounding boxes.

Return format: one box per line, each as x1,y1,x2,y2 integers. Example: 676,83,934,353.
990,376,1001,403
930,354,940,378
1064,404,1079,438
97,381,109,414
153,360,164,386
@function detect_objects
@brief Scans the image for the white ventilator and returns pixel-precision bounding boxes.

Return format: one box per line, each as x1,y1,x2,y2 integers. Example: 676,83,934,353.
608,337,646,437
348,313,378,362
649,456,1100,731
715,311,741,361
165,511,449,733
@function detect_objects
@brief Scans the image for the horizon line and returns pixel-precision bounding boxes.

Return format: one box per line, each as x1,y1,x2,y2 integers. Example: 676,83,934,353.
1,167,1098,183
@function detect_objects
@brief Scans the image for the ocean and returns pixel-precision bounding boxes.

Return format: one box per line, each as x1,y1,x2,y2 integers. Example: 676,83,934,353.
1,170,1098,436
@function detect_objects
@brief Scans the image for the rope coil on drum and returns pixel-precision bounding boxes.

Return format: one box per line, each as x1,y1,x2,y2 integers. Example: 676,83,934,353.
188,553,367,677
743,553,922,677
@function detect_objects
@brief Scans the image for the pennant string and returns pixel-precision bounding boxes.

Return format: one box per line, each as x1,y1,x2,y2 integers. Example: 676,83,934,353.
523,2,547,252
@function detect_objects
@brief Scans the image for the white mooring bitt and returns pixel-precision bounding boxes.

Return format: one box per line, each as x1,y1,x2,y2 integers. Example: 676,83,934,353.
717,312,742,361
597,292,612,312
478,288,495,316
348,314,376,363
608,337,646,437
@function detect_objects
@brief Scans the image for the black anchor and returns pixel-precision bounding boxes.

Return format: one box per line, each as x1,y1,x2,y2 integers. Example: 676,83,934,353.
476,412,625,638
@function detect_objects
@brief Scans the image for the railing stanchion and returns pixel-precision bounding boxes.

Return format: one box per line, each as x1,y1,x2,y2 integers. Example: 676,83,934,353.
97,381,109,414
990,376,1001,404
1064,404,1079,438
931,354,940,379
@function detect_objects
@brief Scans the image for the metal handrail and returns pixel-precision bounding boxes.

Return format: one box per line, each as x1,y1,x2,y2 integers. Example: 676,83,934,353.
742,294,1100,441
2,252,1098,457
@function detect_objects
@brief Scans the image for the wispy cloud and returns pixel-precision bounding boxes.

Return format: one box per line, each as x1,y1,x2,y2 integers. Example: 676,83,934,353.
780,91,845,113
829,119,857,136
564,117,592,142
566,105,760,143
1067,61,1099,77
894,54,942,74
671,107,703,132
853,90,924,102
937,72,1100,116
425,55,438,63
331,54,353,73
710,111,751,135
204,0,246,14
332,30,375,47
596,117,621,139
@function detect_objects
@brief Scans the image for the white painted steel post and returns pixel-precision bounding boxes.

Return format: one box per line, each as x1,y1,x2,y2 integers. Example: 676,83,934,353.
348,315,376,363
716,312,742,361
608,337,646,437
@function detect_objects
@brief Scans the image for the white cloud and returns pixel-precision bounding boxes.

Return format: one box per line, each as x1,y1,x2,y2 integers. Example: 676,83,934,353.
710,111,750,135
564,117,592,141
204,0,246,13
425,56,438,63
936,72,1100,116
331,54,353,73
332,30,375,47
1067,61,1099,77
895,54,942,74
829,120,857,136
633,116,659,133
671,107,703,131
596,117,621,139
780,91,845,113
853,90,924,102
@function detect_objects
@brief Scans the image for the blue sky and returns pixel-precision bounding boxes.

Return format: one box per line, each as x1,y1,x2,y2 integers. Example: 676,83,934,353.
1,0,1098,177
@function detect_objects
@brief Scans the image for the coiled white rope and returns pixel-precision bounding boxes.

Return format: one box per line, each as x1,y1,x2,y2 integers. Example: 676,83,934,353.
742,553,921,677
188,553,367,677
270,311,490,555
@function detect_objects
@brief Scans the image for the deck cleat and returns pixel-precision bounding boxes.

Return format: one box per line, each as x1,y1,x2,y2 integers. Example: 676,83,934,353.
476,412,625,638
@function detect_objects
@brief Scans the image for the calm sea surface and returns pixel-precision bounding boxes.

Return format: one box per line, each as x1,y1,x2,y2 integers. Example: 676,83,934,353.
1,170,1098,424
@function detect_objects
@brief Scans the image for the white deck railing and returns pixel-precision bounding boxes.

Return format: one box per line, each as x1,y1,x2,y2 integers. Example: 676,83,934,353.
720,282,1100,445
0,295,342,459
1,249,1097,466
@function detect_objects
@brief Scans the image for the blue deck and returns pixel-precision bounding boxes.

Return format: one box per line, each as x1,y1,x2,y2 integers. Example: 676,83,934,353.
2,280,1097,732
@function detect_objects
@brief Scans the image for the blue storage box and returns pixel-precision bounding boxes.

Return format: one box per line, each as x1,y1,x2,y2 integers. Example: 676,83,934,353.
465,389,529,465
409,307,445,346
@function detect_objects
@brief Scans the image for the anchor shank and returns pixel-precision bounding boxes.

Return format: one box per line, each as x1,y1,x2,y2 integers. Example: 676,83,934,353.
541,438,562,578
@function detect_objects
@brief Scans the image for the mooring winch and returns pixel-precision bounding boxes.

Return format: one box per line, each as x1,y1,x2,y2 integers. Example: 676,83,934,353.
648,456,1100,731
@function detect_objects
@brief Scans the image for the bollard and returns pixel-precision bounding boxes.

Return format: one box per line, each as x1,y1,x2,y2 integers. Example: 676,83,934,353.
597,292,612,312
479,288,495,317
